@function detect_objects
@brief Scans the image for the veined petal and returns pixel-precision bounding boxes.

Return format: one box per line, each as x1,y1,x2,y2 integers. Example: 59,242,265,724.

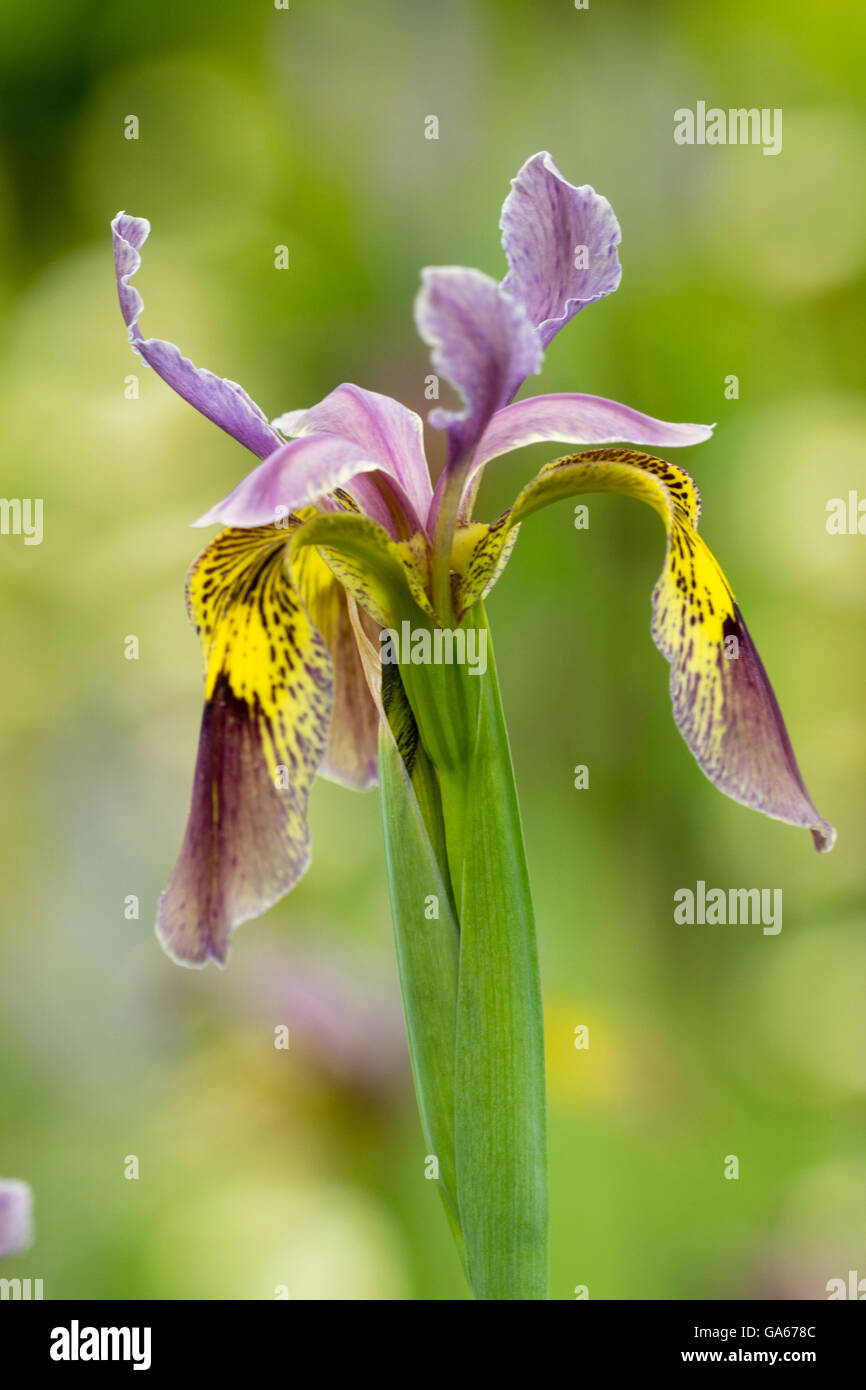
158,527,334,967
500,151,622,348
415,266,542,469
468,393,714,494
291,541,380,790
455,449,834,852
192,434,393,530
273,384,433,533
0,1179,33,1258
112,214,282,460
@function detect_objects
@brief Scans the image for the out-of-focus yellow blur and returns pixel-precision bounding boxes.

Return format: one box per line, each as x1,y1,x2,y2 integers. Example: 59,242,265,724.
0,0,863,1299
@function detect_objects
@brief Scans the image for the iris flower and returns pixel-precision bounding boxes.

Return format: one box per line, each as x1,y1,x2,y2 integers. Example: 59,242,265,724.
112,152,832,964
112,152,833,1299
0,1179,33,1259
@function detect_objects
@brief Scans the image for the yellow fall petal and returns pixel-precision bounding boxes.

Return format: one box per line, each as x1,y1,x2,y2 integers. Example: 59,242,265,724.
157,525,334,967
455,449,834,851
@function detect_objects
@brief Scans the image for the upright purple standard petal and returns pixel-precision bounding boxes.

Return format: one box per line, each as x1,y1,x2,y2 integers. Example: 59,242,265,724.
0,1179,33,1258
499,151,622,347
273,384,433,533
415,267,542,470
417,154,627,511
112,213,282,460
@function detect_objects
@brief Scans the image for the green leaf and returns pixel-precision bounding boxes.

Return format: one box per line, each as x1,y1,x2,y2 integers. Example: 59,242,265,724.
378,690,464,1263
398,604,549,1299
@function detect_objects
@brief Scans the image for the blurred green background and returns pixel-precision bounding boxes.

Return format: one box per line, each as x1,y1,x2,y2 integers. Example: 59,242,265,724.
0,0,863,1300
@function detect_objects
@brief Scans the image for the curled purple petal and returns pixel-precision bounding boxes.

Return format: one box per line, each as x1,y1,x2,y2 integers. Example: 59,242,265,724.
499,151,622,348
415,266,542,469
274,384,432,533
112,213,282,460
0,1179,33,1258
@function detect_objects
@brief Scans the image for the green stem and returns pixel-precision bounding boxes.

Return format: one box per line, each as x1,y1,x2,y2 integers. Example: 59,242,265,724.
389,604,549,1299
431,467,464,623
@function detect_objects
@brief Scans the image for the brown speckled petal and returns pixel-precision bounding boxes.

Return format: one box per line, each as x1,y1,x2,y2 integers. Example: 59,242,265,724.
157,527,334,967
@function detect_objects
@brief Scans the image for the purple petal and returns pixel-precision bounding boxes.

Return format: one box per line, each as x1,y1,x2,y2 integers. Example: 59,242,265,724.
0,1179,33,1258
112,213,282,460
158,528,334,967
695,605,835,853
192,434,394,530
683,614,834,850
292,544,380,790
467,392,714,493
318,607,380,791
675,594,839,850
274,384,432,533
499,152,622,348
414,267,542,468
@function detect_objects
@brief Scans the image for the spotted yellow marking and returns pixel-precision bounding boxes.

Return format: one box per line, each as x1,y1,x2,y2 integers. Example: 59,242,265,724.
291,537,380,790
291,511,436,628
395,530,433,609
490,449,833,847
187,524,333,791
451,518,520,620
457,449,740,779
